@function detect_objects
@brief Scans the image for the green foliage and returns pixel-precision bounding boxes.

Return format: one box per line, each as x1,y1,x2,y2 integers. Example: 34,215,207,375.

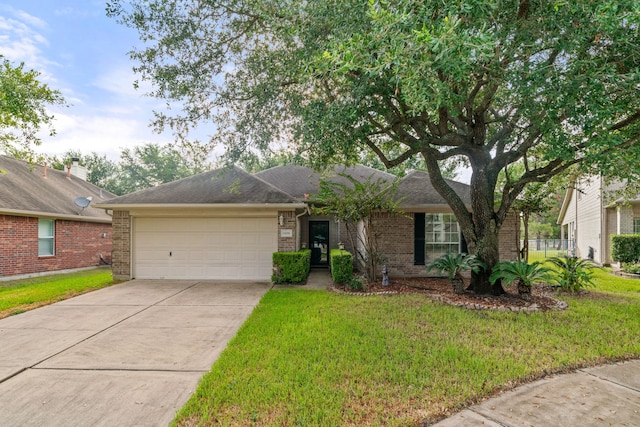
44,150,120,194
330,249,353,286
42,143,212,195
427,253,485,281
313,173,402,281
621,262,640,274
272,250,311,284
347,276,365,292
0,57,65,158
547,255,599,292
611,234,640,263
116,143,204,194
490,260,552,288
0,269,114,318
313,173,401,224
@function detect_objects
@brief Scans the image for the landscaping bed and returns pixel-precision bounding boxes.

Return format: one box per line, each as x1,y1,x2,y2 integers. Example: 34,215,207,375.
331,277,567,312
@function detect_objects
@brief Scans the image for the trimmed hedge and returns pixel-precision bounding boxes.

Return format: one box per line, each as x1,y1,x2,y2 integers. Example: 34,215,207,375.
611,234,640,263
272,249,311,284
330,249,353,285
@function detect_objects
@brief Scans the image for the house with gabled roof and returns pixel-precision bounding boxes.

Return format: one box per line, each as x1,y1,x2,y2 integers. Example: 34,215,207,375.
557,175,640,265
0,155,115,279
97,164,520,282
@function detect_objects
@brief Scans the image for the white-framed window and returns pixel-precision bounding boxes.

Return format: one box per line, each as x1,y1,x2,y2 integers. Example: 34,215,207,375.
425,213,460,260
38,219,55,256
634,217,640,234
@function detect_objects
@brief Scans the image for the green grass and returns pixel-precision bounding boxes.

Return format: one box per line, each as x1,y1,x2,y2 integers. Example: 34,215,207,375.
591,268,640,294
0,268,116,318
173,271,640,426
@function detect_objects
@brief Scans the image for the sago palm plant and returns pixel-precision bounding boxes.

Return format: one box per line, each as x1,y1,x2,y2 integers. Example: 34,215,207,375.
427,253,486,294
489,260,552,301
547,255,599,292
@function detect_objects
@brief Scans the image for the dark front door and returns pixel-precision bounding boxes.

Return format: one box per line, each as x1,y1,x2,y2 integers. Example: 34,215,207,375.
309,221,330,266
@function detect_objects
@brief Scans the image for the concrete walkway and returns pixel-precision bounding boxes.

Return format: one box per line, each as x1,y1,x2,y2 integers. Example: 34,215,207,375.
433,359,640,426
272,268,333,290
0,279,270,427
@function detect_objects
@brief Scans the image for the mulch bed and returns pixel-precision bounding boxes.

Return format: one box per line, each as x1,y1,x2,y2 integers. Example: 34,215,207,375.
330,277,568,312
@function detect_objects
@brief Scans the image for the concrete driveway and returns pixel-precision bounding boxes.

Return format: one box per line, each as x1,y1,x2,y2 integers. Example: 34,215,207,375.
0,279,270,426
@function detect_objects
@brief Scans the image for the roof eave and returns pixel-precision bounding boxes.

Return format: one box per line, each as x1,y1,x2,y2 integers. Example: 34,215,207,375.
556,186,574,225
398,204,471,211
0,208,112,223
93,202,307,210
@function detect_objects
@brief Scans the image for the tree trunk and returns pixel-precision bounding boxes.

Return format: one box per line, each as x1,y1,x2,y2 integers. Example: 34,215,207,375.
522,212,529,262
452,274,465,294
466,221,506,295
517,280,532,301
420,150,508,295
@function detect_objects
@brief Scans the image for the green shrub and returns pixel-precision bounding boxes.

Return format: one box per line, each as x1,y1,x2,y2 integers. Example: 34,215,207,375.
330,249,353,285
621,262,640,274
272,249,311,284
489,260,553,288
611,234,640,263
347,276,365,291
548,255,599,292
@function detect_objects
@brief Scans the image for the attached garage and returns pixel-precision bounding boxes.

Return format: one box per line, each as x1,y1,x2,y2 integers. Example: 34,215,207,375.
95,166,305,282
133,217,277,281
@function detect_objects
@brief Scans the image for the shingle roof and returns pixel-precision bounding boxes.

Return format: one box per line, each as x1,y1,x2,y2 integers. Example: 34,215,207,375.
396,170,471,207
0,155,114,221
255,164,396,198
95,163,468,209
100,166,300,205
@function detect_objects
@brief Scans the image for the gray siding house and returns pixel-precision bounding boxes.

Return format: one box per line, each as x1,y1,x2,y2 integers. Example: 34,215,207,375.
558,175,640,265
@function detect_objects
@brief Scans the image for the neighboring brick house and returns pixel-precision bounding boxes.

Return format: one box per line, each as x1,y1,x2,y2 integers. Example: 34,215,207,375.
558,175,640,265
0,156,114,279
97,164,519,281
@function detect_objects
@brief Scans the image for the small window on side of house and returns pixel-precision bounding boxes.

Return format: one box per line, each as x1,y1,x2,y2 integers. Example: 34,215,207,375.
634,218,640,234
38,219,55,256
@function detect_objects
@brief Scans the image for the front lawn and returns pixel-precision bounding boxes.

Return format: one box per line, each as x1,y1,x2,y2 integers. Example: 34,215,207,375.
174,271,640,426
0,268,116,318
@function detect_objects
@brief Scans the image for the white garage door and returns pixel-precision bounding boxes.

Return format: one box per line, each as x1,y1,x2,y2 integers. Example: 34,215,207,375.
133,217,277,280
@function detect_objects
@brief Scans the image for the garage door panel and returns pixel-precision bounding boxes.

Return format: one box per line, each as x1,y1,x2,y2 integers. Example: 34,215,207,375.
133,217,277,281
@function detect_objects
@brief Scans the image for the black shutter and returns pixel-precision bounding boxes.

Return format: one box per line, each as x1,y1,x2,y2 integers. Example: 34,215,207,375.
414,213,425,265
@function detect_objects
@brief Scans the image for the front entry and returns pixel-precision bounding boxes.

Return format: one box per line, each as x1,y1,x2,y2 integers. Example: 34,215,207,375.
309,221,330,266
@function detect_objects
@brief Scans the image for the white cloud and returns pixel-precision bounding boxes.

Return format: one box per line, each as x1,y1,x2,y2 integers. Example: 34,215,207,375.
13,9,47,29
0,10,58,83
38,110,172,160
92,62,151,98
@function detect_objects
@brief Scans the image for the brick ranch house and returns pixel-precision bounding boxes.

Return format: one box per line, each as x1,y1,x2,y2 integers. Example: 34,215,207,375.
0,155,114,280
96,164,519,282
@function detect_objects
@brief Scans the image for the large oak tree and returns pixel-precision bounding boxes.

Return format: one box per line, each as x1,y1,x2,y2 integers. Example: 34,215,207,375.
108,0,640,294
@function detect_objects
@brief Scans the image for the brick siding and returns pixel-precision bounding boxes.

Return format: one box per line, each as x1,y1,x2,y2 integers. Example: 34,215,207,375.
0,214,112,278
374,212,425,277
111,210,131,281
498,212,520,262
277,210,297,252
372,211,520,278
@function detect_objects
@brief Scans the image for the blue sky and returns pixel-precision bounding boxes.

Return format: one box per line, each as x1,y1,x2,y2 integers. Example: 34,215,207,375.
0,0,172,160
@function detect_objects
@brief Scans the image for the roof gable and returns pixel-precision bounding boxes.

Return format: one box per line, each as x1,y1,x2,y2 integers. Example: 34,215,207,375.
101,166,299,205
0,155,114,221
